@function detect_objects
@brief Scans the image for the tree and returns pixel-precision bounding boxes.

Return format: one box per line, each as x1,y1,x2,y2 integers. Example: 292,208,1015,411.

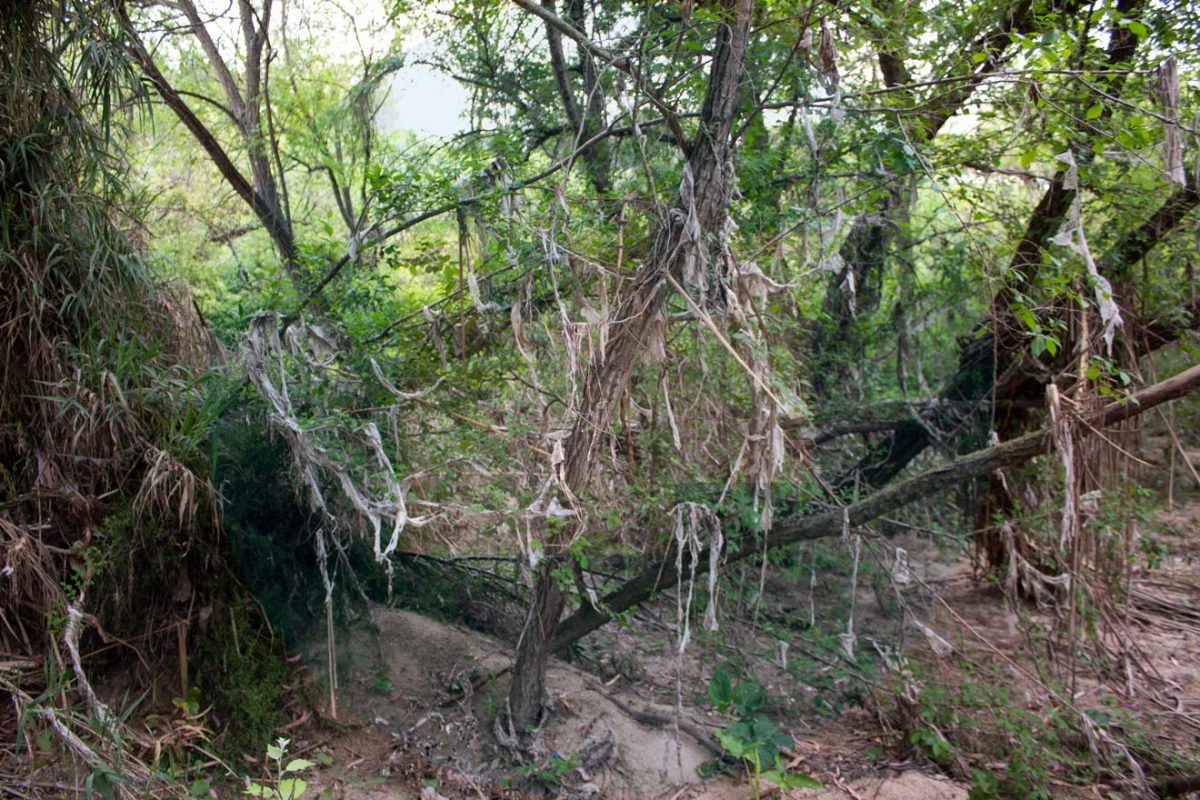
119,0,403,305
122,0,303,289
503,0,756,735
809,0,1079,397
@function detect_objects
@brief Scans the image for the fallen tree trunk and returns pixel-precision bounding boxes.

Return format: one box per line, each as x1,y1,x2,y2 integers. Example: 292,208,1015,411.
843,172,1200,492
552,362,1200,652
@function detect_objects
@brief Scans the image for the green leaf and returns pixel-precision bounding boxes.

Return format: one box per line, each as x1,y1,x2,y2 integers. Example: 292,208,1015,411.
278,778,307,800
763,769,822,789
1126,20,1148,38
266,745,284,761
1085,103,1103,120
708,671,733,711
728,719,755,742
716,729,747,759
243,784,273,798
284,759,316,774
971,52,987,63
733,680,767,716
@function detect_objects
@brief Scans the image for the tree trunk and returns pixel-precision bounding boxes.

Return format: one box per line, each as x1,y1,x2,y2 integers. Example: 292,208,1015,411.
811,194,907,397
539,0,612,196
507,559,565,732
567,0,612,196
121,3,313,300
808,0,1052,398
841,0,1155,497
505,0,754,734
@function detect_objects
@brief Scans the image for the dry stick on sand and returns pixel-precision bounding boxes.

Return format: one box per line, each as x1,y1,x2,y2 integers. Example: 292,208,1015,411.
552,363,1200,652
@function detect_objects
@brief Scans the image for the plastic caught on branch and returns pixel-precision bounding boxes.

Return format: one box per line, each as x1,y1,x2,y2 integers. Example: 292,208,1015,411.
912,619,954,657
673,502,724,655
370,358,447,401
891,547,912,586
1047,384,1079,550
662,373,682,451
1049,150,1123,354
677,162,707,296
727,260,789,309
315,527,339,717
63,598,114,734
818,22,839,87
245,314,430,580
839,527,861,662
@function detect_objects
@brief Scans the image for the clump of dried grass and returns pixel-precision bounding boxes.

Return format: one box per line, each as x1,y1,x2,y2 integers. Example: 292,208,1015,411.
0,4,245,795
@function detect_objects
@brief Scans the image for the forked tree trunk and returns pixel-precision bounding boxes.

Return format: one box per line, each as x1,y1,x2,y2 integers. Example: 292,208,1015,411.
505,0,755,734
842,1,1153,500
121,1,312,300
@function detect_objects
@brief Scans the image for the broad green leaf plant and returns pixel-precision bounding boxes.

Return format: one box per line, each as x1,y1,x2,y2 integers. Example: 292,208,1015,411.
709,671,820,799
244,738,316,800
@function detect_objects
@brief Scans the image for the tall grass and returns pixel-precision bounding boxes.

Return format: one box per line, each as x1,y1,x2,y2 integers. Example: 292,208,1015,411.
0,3,283,794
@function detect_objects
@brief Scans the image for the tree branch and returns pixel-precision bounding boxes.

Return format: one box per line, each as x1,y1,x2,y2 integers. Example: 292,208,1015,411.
1105,174,1200,282
208,223,257,244
845,151,1193,491
173,88,241,126
174,0,246,121
921,0,1038,137
553,362,1200,651
121,21,298,265
541,0,582,130
511,0,692,154
281,113,665,329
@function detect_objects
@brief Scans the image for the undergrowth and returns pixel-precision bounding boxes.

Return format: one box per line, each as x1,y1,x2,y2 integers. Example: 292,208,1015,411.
0,4,292,793
881,650,1200,799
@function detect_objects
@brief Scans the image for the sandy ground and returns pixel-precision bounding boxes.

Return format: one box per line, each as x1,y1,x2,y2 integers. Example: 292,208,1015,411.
289,473,1200,799
315,605,714,798
285,525,980,799
292,602,973,799
680,771,967,800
